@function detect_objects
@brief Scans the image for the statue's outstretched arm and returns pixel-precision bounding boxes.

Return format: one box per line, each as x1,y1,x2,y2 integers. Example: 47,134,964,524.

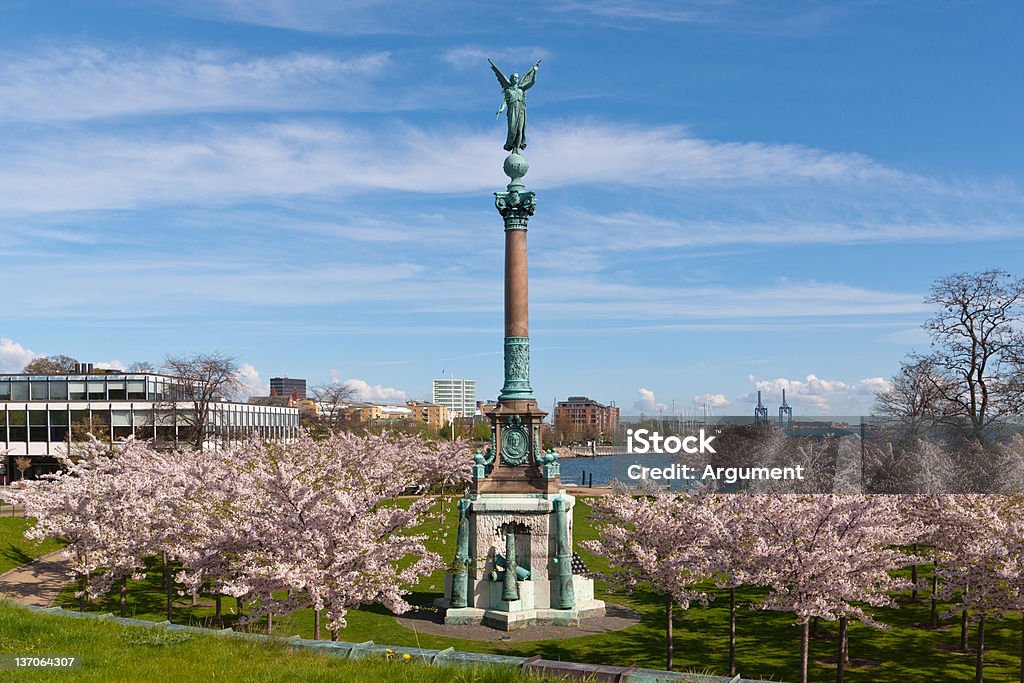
496,98,506,117
520,59,541,90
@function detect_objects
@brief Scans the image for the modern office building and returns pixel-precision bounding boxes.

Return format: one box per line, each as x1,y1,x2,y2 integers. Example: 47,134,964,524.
431,378,477,419
270,377,306,399
1,370,299,482
553,396,620,438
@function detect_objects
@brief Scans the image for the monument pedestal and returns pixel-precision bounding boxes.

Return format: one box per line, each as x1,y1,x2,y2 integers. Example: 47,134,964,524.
437,490,605,631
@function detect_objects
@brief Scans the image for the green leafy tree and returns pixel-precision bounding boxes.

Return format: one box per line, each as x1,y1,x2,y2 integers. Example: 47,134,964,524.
22,354,79,374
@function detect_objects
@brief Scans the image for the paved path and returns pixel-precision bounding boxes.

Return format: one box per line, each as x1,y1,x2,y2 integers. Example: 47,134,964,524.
395,603,640,642
0,550,70,607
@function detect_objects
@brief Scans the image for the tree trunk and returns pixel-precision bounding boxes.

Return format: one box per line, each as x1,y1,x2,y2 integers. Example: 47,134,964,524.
930,573,939,628
314,610,321,641
331,626,339,642
119,576,127,618
729,586,737,676
801,620,810,683
267,611,273,636
79,574,86,613
843,619,850,666
962,608,970,651
665,594,674,671
911,544,919,601
163,552,173,623
215,595,222,628
837,617,848,683
812,616,820,639
976,613,986,683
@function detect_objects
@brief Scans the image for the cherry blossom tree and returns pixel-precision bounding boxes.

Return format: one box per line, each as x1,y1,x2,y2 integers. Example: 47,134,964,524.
13,428,466,634
933,495,1024,683
753,494,920,683
173,431,463,637
998,495,1024,683
699,494,771,677
10,436,181,617
584,493,714,671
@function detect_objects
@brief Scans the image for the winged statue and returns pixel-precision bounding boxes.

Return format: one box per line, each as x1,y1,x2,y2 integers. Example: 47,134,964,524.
489,58,541,152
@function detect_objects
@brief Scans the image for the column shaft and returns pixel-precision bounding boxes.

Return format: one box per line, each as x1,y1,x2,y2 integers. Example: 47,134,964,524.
504,229,529,338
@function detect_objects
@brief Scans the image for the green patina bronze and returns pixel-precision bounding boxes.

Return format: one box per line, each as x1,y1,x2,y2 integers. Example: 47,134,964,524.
494,152,536,232
449,498,472,608
542,448,560,479
501,530,521,602
553,497,576,609
489,59,541,153
499,336,534,401
500,414,531,465
494,187,536,231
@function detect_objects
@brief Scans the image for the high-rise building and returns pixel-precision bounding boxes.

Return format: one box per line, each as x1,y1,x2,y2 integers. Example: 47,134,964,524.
270,377,306,399
432,378,477,419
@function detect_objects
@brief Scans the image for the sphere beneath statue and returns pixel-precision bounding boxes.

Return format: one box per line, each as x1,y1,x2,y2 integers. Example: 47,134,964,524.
503,153,529,180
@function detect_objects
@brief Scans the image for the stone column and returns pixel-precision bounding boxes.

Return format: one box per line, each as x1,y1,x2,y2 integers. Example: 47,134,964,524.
505,227,529,338
496,153,536,402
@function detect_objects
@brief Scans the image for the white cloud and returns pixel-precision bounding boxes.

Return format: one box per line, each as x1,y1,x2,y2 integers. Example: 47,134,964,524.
745,374,892,414
550,210,1024,252
163,1,483,35
342,378,407,403
526,278,930,321
548,0,718,24
94,359,126,371
693,393,730,409
236,363,269,399
0,46,393,122
633,387,667,413
0,120,908,213
442,46,550,70
0,337,37,372
327,369,407,402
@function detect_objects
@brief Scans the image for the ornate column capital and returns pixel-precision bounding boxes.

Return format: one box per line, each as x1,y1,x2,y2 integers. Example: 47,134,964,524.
495,189,536,230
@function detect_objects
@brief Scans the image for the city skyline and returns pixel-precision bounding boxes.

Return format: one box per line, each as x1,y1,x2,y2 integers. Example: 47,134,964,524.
2,2,1023,414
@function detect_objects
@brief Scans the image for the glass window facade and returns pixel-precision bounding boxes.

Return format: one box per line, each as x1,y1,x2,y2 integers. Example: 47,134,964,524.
11,381,28,401
49,381,68,400
30,381,48,400
1,372,300,456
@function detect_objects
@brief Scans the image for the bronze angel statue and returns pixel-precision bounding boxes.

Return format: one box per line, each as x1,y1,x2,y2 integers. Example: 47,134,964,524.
489,58,541,152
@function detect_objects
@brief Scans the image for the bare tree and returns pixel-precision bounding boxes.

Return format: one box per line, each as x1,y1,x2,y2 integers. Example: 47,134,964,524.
308,383,357,435
127,361,156,373
916,269,1024,443
22,354,79,374
162,352,242,450
874,357,943,438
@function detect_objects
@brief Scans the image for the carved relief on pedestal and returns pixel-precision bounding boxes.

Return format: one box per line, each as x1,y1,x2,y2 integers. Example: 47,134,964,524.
500,414,530,465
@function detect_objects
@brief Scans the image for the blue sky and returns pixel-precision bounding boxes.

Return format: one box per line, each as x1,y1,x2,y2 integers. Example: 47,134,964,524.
2,1,1022,415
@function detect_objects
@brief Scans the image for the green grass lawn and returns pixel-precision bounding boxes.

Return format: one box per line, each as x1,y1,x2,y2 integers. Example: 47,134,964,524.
41,497,1024,682
0,601,553,683
0,516,65,574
